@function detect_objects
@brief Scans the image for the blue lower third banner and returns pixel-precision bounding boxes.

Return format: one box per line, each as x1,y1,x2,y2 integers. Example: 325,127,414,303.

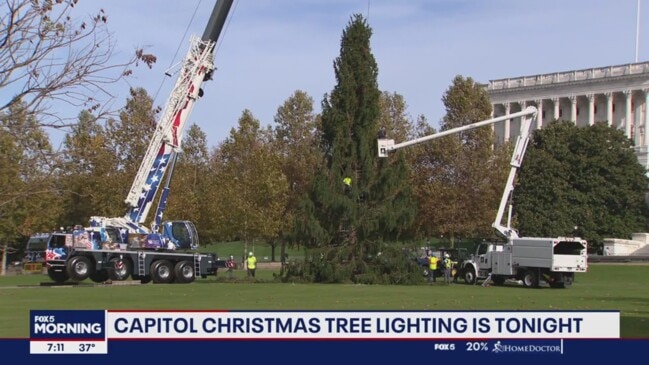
7,309,637,364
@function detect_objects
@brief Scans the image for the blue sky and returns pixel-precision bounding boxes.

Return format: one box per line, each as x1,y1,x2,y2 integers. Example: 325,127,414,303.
59,0,649,149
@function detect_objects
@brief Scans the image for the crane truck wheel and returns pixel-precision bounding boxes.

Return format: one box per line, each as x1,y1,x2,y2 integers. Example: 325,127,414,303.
463,267,477,285
89,270,110,283
108,257,132,281
66,256,93,281
151,260,174,284
47,268,69,283
522,270,540,288
173,261,195,283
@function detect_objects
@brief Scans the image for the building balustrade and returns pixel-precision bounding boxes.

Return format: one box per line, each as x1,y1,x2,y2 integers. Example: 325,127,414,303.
485,61,649,171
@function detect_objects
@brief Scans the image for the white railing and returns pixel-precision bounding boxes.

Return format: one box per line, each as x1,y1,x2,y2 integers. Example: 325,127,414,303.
488,62,649,90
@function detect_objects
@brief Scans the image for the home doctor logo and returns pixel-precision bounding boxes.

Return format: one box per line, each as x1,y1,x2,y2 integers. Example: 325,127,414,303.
492,340,563,354
30,310,105,340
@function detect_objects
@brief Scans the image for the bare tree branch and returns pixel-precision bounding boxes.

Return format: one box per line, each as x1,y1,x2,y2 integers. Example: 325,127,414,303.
0,0,156,130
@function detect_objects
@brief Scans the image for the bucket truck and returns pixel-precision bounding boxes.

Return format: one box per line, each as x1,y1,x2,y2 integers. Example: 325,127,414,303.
378,107,588,288
45,0,234,285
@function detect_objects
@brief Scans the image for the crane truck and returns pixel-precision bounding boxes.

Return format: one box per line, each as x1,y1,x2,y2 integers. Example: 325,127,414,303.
378,106,588,288
45,0,235,285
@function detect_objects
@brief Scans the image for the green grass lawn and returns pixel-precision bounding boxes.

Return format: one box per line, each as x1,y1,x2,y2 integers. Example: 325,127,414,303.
0,264,646,338
197,241,304,262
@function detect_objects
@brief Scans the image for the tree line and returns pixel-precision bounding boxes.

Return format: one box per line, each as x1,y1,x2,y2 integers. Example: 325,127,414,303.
2,4,647,282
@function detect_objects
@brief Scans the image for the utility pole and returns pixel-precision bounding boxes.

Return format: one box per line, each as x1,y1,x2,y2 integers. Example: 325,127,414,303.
636,0,641,63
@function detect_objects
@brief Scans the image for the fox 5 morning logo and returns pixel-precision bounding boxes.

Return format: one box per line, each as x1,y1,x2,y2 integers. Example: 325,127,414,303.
434,343,456,351
30,310,105,340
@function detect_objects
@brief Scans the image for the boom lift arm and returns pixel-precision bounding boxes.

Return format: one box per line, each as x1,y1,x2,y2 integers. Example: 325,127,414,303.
378,106,537,240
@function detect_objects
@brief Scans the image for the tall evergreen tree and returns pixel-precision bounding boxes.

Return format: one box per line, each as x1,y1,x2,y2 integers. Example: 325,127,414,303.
293,14,415,284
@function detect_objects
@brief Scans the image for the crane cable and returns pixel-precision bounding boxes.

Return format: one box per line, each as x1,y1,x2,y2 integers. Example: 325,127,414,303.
214,0,238,57
152,0,203,104
367,0,370,21
152,0,238,105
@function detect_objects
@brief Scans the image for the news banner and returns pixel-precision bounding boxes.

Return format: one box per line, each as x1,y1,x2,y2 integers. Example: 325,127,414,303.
16,309,632,363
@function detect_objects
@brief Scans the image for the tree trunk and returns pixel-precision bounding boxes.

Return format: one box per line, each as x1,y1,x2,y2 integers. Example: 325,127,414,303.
270,243,276,262
280,241,286,275
1,243,7,276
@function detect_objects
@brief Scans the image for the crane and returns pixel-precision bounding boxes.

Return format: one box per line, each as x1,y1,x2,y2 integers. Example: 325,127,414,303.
88,0,235,249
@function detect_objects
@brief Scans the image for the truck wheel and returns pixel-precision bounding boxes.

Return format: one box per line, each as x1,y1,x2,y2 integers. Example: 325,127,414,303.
47,268,68,283
549,274,572,288
464,268,477,285
67,256,93,281
174,261,195,283
89,270,110,283
522,270,539,288
109,258,132,281
549,281,565,288
151,260,174,284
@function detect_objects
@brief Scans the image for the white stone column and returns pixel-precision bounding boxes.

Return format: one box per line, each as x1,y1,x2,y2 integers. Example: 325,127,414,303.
518,101,526,140
624,90,633,138
587,94,595,125
490,107,495,135
504,103,511,142
552,97,560,121
644,89,649,147
605,92,613,127
535,99,543,129
569,95,577,124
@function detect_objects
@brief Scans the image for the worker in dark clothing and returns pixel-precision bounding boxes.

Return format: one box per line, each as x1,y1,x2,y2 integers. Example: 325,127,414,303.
226,255,235,279
443,253,452,284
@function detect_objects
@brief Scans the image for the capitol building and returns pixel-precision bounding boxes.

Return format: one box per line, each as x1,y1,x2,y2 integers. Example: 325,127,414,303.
486,61,649,171
485,61,649,255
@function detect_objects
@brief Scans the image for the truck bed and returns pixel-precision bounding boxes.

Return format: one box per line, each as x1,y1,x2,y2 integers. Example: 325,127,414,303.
511,237,587,272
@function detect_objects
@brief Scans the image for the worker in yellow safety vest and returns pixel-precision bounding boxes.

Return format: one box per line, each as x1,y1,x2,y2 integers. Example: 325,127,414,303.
246,252,257,278
343,177,352,194
428,253,438,283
